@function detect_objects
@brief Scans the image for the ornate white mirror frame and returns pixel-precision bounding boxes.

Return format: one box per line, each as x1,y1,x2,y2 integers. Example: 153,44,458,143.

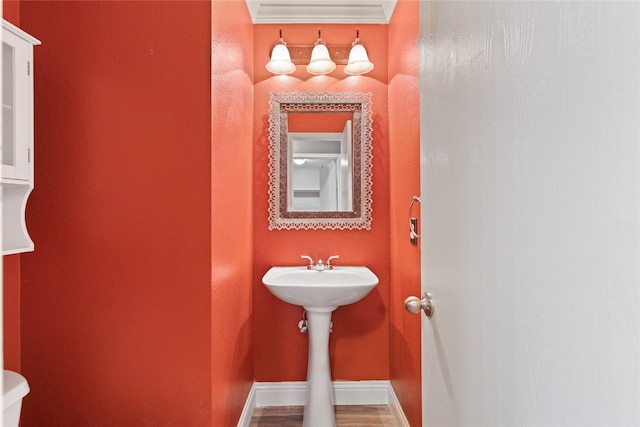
267,92,373,230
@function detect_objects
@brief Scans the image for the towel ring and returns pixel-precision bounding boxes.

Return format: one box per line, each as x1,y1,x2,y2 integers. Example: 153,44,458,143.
409,196,422,239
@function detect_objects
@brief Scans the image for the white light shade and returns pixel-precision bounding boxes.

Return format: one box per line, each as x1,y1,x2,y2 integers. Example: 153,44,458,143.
266,43,296,74
306,31,336,75
344,43,374,75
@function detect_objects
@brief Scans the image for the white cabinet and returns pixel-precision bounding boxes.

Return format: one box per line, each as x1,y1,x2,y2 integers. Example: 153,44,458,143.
2,20,40,255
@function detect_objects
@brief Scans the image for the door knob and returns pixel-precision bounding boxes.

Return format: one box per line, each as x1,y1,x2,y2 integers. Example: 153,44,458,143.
404,292,434,318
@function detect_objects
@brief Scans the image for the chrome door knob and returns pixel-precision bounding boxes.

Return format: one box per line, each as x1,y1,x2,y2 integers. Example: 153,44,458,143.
404,292,434,318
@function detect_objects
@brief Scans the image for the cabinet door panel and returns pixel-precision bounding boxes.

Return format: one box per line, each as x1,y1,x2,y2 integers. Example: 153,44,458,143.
2,29,30,181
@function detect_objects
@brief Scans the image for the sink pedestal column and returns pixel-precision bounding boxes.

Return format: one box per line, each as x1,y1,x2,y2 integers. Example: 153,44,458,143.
303,308,336,427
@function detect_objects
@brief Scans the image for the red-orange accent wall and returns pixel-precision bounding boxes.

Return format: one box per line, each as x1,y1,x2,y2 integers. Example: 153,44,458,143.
211,1,255,425
6,1,421,424
17,1,221,424
3,254,21,371
252,24,391,382
388,1,422,426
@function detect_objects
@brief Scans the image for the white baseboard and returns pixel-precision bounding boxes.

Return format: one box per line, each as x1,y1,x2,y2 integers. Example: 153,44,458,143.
386,382,411,427
237,380,409,427
236,383,256,427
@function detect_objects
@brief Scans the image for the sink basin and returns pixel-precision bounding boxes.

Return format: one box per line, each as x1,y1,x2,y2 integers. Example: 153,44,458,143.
262,266,379,310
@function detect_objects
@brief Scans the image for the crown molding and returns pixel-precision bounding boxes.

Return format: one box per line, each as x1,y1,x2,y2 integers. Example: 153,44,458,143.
246,0,398,24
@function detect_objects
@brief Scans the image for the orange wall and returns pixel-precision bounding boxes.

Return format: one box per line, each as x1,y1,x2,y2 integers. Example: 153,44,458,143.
211,1,255,425
2,0,22,374
19,1,214,425
289,113,353,133
388,2,422,426
252,24,391,381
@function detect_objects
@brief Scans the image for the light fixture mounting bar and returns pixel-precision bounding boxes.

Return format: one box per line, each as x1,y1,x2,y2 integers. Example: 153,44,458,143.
270,45,352,65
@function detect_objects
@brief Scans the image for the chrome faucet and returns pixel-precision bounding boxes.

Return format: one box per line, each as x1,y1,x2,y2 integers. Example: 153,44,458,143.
301,255,315,269
301,254,340,270
326,255,340,270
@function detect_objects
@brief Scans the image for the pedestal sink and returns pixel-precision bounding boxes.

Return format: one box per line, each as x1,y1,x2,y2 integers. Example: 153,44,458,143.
262,266,379,427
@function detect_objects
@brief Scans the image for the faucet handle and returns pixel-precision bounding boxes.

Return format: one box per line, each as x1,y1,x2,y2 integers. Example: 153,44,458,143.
301,255,314,270
326,255,340,269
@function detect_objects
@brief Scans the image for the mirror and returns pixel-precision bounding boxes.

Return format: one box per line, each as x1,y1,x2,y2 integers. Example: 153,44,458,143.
268,92,373,230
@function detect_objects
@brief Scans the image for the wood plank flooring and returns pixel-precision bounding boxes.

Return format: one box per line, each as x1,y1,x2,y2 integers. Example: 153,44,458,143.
249,405,400,426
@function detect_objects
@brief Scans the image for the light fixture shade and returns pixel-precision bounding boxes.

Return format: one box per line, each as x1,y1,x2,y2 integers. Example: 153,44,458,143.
344,43,374,75
266,43,296,74
266,29,296,75
344,29,374,75
306,30,336,75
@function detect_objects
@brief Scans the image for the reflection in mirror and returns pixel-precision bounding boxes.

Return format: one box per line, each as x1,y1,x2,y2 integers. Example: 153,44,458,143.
289,125,352,212
268,92,373,230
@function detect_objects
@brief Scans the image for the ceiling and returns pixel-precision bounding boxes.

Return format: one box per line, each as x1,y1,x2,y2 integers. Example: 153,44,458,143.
245,0,398,24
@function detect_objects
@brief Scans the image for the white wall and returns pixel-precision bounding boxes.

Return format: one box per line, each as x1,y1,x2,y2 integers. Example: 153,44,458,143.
420,1,638,425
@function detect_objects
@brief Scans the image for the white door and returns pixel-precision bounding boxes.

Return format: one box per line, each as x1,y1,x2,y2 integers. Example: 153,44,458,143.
338,120,352,211
418,2,638,426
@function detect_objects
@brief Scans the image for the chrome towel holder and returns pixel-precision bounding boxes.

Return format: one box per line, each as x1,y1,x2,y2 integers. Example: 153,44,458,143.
408,196,422,240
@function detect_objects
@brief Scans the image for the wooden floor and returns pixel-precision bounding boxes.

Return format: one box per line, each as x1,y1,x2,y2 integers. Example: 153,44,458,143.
249,405,400,426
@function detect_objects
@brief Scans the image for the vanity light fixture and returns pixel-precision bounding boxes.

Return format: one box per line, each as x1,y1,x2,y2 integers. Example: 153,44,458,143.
306,29,336,75
266,28,296,75
344,29,374,75
265,28,374,76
